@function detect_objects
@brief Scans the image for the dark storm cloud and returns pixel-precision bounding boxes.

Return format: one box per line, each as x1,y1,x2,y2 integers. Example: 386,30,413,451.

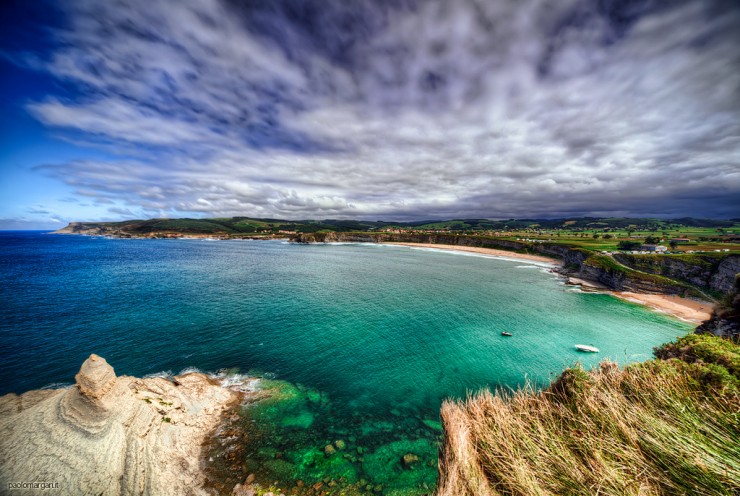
23,0,740,219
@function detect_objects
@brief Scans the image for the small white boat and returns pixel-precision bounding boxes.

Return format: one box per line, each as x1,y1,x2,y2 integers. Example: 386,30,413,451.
575,344,599,353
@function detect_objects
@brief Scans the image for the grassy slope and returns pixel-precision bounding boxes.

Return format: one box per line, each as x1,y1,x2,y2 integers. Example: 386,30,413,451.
438,334,740,496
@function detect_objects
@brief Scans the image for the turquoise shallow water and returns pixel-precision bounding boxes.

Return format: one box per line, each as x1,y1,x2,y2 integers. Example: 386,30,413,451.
0,232,692,494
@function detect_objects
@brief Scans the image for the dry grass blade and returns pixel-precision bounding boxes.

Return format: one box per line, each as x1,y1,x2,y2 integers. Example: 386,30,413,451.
436,334,740,496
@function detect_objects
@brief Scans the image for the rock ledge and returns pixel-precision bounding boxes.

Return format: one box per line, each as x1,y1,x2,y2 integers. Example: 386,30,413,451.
0,354,244,495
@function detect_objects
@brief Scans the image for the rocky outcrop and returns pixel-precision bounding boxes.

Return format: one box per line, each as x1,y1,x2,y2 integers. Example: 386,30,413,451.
697,313,740,340
697,274,740,340
711,256,740,294
0,355,244,495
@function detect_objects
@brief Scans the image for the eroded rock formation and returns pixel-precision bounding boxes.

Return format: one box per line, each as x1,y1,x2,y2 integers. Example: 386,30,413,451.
0,354,243,495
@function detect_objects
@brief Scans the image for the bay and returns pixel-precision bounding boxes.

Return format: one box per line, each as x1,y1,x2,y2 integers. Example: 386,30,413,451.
0,232,692,494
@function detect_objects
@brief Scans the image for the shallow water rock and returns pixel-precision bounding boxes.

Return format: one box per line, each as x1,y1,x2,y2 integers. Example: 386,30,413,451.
362,439,436,492
264,459,297,480
402,453,420,468
422,419,442,431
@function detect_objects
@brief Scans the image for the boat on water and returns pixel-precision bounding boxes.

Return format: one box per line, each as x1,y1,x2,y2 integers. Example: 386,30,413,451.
575,344,599,353
501,331,513,336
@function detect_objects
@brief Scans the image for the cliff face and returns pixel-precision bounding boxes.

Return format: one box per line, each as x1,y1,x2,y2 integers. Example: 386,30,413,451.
0,355,244,496
698,313,740,341
697,274,740,341
712,256,740,293
614,253,740,294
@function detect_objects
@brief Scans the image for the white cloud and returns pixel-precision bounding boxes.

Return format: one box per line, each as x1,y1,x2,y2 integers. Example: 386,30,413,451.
28,98,217,146
21,0,740,220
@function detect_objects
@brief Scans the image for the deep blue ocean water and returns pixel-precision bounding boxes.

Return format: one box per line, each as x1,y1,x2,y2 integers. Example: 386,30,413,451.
0,231,692,494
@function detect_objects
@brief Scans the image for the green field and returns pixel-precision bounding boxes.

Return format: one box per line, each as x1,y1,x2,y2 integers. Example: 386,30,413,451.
494,226,740,253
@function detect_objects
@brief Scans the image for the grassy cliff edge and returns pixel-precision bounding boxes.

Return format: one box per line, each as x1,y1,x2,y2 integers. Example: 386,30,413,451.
437,334,739,495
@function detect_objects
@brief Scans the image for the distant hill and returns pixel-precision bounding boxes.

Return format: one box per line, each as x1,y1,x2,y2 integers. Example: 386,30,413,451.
54,216,738,237
55,217,399,236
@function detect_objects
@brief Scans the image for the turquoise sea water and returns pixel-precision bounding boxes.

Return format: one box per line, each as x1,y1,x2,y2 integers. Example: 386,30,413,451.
0,232,692,494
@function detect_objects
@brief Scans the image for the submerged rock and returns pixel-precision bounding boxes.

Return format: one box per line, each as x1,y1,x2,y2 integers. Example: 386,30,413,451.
422,419,443,431
363,439,436,490
402,453,420,468
263,459,297,480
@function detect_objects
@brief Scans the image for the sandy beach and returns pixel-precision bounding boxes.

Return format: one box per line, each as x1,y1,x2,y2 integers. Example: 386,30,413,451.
389,242,713,325
387,242,558,264
564,277,711,323
614,292,712,324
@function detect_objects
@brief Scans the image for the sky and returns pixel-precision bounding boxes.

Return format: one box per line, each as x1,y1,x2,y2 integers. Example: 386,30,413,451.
1,0,739,229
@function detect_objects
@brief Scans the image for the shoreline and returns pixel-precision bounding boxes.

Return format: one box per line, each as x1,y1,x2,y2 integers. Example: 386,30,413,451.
53,231,287,240
386,242,558,264
388,242,712,325
565,277,712,324
613,292,711,324
50,235,717,325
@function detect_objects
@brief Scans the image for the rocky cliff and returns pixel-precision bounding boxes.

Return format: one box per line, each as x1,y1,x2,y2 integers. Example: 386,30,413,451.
576,254,703,296
614,253,740,294
0,355,245,496
697,274,740,341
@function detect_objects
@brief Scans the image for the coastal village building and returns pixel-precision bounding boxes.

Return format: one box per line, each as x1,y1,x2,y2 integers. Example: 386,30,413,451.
641,244,668,253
